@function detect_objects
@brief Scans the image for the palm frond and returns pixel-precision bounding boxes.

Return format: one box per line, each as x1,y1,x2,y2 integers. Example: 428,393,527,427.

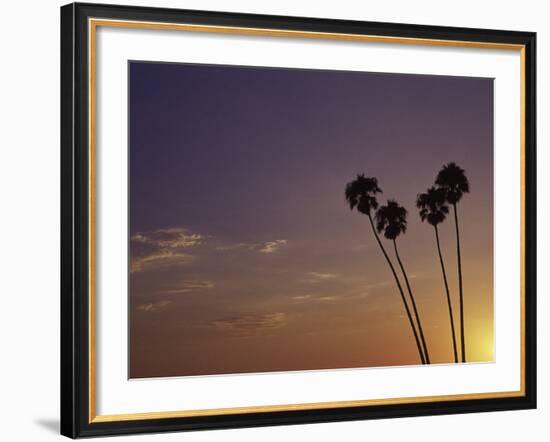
417,186,449,226
435,162,470,204
344,174,382,215
376,199,408,239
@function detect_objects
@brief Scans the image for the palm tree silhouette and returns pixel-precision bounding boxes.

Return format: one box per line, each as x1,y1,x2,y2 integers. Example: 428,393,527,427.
345,175,426,364
435,163,470,362
417,187,458,363
376,200,430,364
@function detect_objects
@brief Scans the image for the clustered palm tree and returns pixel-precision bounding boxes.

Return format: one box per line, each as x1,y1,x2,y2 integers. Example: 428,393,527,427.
417,186,458,363
345,176,426,364
345,162,469,364
435,162,470,362
376,200,430,364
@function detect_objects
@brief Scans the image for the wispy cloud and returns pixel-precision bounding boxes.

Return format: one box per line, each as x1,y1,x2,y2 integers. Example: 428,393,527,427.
309,272,337,280
257,240,287,254
290,293,340,303
131,227,205,273
215,239,288,254
364,281,392,290
137,300,172,313
131,227,205,249
214,243,250,251
205,313,287,337
159,280,216,295
131,250,195,273
408,272,431,281
300,271,338,284
347,281,393,299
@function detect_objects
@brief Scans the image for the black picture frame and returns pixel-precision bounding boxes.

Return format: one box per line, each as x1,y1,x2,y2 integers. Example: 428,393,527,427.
61,2,536,438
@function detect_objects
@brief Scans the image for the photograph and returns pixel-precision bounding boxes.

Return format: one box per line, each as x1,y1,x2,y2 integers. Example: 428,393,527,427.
128,61,494,378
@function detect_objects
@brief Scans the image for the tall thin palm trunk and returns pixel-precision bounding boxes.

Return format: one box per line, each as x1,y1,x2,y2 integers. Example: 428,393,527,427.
434,225,458,363
452,203,466,362
367,214,426,364
392,239,430,364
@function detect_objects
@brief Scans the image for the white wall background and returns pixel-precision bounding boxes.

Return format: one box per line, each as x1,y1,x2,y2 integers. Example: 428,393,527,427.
0,0,546,440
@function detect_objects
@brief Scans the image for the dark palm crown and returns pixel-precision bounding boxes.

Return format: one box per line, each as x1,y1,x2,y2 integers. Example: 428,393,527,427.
416,186,449,226
345,174,382,215
375,199,408,240
435,162,470,204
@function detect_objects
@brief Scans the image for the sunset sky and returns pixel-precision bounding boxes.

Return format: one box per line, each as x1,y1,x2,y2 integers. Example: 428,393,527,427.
129,61,494,378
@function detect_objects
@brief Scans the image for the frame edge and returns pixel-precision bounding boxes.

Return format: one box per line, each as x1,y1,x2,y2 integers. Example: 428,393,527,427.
60,2,77,439
523,32,537,411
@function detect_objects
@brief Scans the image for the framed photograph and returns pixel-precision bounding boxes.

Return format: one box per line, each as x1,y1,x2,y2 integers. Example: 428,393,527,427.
60,2,536,438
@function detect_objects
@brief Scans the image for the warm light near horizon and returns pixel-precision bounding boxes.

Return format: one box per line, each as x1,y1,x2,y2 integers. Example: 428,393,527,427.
468,329,495,362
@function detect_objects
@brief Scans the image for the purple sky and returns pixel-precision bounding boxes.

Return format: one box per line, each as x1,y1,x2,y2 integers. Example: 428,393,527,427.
129,61,493,378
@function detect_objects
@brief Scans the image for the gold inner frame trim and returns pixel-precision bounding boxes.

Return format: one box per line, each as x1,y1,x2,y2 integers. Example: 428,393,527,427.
88,18,527,424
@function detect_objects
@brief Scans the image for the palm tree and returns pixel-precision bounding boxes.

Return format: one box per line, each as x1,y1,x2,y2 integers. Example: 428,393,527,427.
417,187,458,363
435,162,470,362
345,175,426,364
376,200,431,364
